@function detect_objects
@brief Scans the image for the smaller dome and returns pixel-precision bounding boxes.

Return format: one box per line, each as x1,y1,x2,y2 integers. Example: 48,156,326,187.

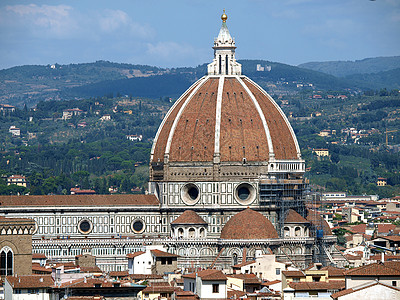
171,210,207,225
221,208,278,239
285,209,309,224
306,210,332,236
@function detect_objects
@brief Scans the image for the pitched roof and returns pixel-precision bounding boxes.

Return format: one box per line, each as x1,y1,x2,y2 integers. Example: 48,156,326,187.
282,270,305,277
345,261,400,276
183,269,227,281
227,273,261,284
262,280,281,286
141,285,177,293
151,249,179,258
320,265,346,277
6,275,54,288
126,251,145,258
109,271,129,277
331,281,400,299
288,280,345,291
285,209,309,223
232,260,256,268
0,194,159,207
171,210,207,225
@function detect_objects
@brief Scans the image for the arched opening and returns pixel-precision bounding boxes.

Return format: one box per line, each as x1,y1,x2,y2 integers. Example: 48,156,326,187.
199,228,205,238
232,253,238,266
295,227,301,237
0,247,13,276
219,55,222,74
188,228,195,239
284,227,290,237
226,55,229,74
178,228,184,238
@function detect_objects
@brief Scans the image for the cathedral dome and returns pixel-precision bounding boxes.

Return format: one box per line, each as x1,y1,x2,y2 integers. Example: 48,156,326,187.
151,75,300,164
220,208,278,239
150,13,300,169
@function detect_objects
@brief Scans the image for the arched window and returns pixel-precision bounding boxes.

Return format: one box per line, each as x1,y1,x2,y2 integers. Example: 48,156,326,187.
232,253,238,266
199,228,205,238
188,228,195,239
0,247,13,276
178,228,184,238
284,227,290,237
295,227,301,237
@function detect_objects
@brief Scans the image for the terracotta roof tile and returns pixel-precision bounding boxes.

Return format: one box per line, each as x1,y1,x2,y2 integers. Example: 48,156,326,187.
232,260,256,268
345,261,400,276
171,210,207,225
288,280,345,291
6,275,54,288
0,194,159,207
109,271,129,277
126,251,145,258
282,270,305,277
320,265,346,277
227,273,261,284
220,208,278,239
151,249,179,257
183,269,227,281
331,282,400,299
285,209,309,223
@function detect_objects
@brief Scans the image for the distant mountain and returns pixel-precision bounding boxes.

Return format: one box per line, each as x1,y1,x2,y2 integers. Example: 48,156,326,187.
64,60,352,100
298,56,400,77
1,59,397,108
345,68,400,90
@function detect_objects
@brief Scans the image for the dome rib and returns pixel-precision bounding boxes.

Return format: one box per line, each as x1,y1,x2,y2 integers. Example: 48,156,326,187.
242,77,299,160
151,79,203,162
243,77,301,159
213,76,225,157
237,76,275,160
165,77,208,159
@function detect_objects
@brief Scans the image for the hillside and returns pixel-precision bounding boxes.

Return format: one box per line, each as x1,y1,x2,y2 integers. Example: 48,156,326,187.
0,59,360,108
298,56,400,77
2,58,399,108
345,68,400,90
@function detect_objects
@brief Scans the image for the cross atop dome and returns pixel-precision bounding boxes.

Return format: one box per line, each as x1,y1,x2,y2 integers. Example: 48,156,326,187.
207,11,242,76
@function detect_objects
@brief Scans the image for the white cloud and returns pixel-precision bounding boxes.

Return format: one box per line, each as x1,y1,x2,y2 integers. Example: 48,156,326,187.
147,41,195,58
97,9,154,38
5,4,77,38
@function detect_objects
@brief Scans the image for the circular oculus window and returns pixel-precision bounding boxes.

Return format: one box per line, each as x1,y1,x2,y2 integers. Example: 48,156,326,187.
78,219,93,234
181,183,200,205
131,219,145,233
234,183,256,205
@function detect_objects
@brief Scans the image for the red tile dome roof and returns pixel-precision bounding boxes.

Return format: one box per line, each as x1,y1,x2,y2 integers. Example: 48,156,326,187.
151,76,300,164
306,209,333,236
171,210,207,225
220,208,278,239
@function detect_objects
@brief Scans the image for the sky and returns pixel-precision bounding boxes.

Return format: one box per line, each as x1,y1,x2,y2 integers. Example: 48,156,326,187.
0,0,399,70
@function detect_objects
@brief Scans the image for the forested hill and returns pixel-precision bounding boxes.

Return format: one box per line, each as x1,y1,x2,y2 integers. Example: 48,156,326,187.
298,56,400,77
1,58,399,108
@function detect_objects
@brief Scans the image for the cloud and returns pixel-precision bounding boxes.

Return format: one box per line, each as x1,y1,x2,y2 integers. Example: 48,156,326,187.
97,9,154,38
5,4,77,38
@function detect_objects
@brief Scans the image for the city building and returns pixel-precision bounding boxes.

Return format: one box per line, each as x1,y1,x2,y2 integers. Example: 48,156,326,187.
0,12,344,272
6,175,28,187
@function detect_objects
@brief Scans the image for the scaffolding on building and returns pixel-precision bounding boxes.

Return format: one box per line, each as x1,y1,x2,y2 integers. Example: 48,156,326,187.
259,178,336,266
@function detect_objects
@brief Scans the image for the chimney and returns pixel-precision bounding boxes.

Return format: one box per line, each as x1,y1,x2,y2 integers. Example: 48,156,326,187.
39,277,43,282
382,252,385,264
